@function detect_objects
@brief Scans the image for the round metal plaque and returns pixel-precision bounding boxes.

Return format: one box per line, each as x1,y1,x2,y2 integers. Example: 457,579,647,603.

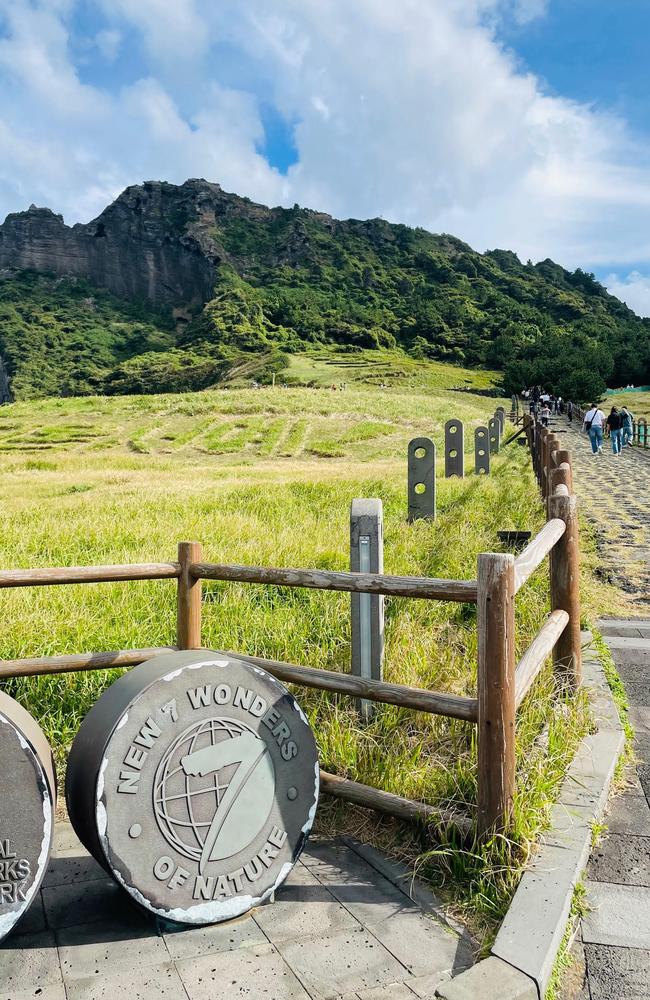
0,691,56,942
66,650,319,924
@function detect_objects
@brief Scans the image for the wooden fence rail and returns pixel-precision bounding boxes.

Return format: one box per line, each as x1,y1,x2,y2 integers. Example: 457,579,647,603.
0,432,581,840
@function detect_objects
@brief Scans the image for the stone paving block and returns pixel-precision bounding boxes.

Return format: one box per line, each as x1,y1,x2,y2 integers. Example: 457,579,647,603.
604,636,650,651
0,930,64,995
615,681,650,707
177,942,311,1000
65,961,188,1000
282,861,322,886
12,893,47,935
623,768,644,795
635,764,650,801
52,821,86,856
606,794,650,835
356,983,415,999
604,651,650,672
434,956,537,1000
298,840,354,868
255,880,360,943
276,926,408,999
42,877,149,930
409,969,452,998
631,734,650,763
304,844,377,883
7,984,68,1000
56,917,167,981
629,706,650,733
584,942,650,999
163,911,268,961
589,833,650,886
43,851,106,888
321,870,419,927
366,910,471,979
600,625,648,638
582,881,650,948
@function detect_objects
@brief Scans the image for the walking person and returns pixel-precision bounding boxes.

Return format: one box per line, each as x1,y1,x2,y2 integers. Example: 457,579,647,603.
582,402,605,454
567,401,573,423
621,406,634,447
540,402,551,427
606,406,623,455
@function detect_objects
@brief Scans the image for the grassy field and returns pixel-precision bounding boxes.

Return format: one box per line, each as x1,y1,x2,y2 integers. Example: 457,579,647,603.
0,359,617,943
605,388,650,418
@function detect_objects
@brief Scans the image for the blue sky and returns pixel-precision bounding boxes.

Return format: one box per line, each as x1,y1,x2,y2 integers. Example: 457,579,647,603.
1,0,650,314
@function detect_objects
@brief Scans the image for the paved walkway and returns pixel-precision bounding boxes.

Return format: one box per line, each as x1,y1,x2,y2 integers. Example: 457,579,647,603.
554,417,650,602
565,620,650,1000
0,823,473,1000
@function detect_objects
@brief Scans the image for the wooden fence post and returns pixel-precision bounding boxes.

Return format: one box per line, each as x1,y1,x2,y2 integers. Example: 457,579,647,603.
546,434,560,511
548,491,582,691
177,541,203,649
477,552,516,838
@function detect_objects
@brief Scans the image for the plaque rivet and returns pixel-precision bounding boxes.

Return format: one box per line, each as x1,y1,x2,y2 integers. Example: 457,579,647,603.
128,823,142,839
287,787,298,801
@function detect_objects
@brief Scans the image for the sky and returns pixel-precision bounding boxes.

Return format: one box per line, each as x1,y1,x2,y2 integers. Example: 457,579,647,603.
1,0,650,314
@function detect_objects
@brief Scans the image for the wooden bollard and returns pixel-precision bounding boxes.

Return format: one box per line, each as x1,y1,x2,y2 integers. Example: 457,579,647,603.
177,541,203,649
548,491,582,691
551,448,573,498
477,552,516,838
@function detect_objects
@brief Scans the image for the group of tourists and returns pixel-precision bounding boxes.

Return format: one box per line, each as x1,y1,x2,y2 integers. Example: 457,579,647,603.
522,386,568,428
581,403,634,455
521,385,637,456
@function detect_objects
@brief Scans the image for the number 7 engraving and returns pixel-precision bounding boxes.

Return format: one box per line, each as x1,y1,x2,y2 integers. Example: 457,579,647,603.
181,731,269,873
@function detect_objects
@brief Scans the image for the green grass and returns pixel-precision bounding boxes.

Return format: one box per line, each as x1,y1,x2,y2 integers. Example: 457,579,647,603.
0,373,616,945
604,388,650,420
284,347,500,391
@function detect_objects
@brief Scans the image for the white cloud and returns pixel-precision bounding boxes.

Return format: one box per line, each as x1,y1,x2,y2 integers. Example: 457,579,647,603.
94,28,121,61
0,0,648,287
605,272,650,319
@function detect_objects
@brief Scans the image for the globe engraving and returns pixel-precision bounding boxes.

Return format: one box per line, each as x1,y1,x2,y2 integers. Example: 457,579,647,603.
153,716,275,865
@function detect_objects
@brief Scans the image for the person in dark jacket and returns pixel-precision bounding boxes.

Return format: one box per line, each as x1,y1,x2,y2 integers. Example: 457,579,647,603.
606,407,623,455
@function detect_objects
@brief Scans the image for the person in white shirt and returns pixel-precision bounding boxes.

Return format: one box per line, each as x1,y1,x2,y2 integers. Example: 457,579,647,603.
582,403,606,454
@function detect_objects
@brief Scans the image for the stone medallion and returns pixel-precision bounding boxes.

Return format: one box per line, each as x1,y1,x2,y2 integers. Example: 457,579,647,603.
0,691,56,942
66,650,319,924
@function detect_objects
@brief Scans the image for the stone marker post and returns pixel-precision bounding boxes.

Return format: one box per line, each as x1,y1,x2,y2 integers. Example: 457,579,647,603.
444,419,464,478
488,417,501,454
350,498,384,721
474,426,490,475
407,437,436,521
496,407,506,433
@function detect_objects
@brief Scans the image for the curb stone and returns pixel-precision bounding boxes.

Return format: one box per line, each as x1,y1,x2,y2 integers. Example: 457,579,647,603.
436,633,624,1000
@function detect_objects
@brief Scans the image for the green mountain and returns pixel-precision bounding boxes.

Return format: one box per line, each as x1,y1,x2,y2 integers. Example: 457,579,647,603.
0,178,648,401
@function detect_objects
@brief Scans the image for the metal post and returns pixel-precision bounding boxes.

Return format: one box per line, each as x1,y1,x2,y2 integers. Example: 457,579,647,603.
407,437,436,521
350,499,384,721
444,419,465,478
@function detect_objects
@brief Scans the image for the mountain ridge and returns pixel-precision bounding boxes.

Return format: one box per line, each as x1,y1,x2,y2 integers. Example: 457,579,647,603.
1,178,649,400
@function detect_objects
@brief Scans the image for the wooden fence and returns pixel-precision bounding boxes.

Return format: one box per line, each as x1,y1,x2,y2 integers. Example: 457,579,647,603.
0,470,581,842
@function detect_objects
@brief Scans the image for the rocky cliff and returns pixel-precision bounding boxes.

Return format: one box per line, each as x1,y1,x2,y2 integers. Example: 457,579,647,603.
0,179,248,308
2,176,649,402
